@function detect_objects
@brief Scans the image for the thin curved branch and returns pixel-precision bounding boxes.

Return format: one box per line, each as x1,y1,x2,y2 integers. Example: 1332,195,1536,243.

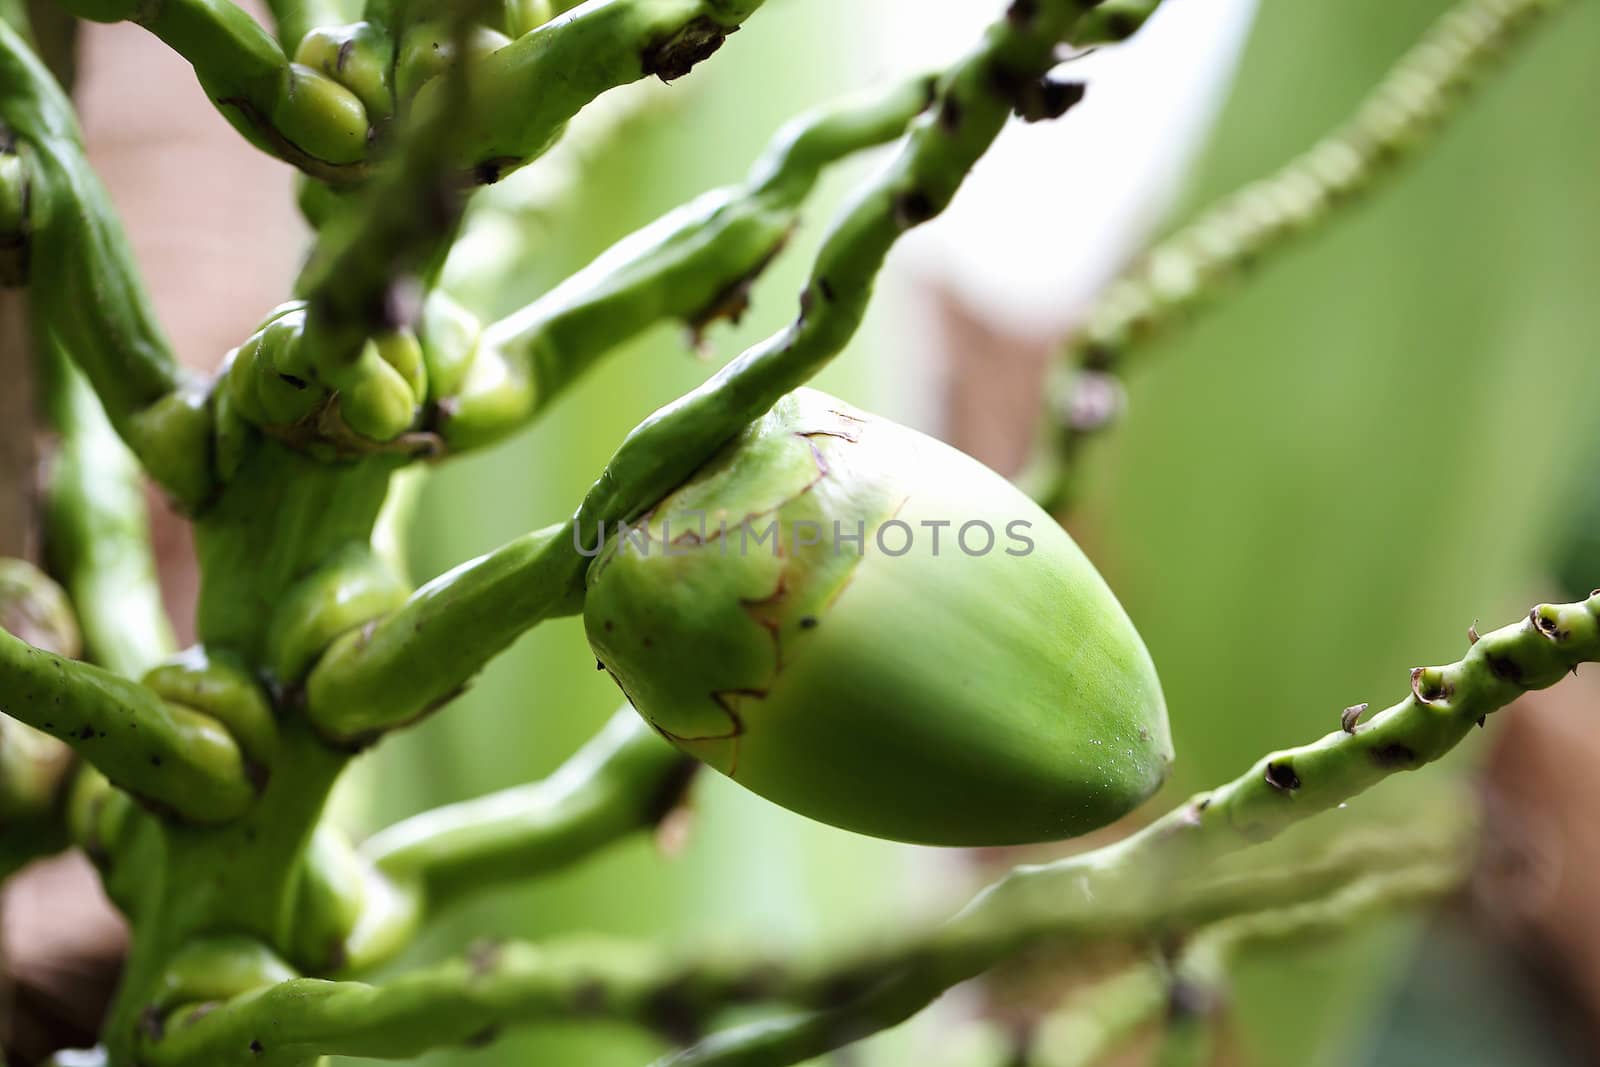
442,70,939,451
139,823,1465,1067
449,0,768,181
302,520,582,742
363,708,695,916
1025,861,1460,1067
1023,0,1568,511
562,0,1105,565
0,18,214,508
0,624,257,822
40,342,176,679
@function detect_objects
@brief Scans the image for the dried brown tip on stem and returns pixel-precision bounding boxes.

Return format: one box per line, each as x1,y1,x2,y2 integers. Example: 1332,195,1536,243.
642,17,737,83
1467,620,1480,645
1340,702,1370,733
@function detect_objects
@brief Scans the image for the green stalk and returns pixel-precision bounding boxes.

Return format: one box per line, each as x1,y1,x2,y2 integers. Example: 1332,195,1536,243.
1024,0,1567,511
443,71,937,450
364,708,694,913
0,19,213,509
0,626,256,822
303,520,580,741
137,822,1462,1066
451,0,768,181
293,1,484,379
40,342,176,679
564,0,1098,557
1026,863,1460,1067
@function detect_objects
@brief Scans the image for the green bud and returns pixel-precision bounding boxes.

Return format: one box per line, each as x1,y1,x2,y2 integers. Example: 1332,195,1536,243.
585,389,1172,846
435,341,534,451
332,344,419,443
373,328,428,402
293,22,396,123
154,936,297,1013
127,384,215,510
291,822,366,972
0,715,73,824
272,64,371,166
0,557,81,657
418,289,482,401
142,647,277,775
224,336,270,425
396,21,513,104
252,313,323,426
67,762,133,862
267,543,410,684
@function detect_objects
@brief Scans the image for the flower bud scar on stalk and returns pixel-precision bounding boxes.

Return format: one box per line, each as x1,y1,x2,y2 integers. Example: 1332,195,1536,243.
585,389,1172,846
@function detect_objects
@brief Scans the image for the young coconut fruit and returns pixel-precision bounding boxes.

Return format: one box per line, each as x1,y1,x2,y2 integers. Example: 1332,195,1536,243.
584,388,1171,846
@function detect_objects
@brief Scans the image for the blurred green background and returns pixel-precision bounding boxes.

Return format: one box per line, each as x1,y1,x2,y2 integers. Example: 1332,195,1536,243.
335,1,1600,1064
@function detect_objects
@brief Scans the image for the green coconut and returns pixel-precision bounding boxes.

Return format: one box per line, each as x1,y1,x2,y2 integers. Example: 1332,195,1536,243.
584,388,1171,846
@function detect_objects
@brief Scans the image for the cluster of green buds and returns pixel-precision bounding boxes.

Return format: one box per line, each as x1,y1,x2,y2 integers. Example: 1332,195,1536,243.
586,390,1173,846
216,301,436,467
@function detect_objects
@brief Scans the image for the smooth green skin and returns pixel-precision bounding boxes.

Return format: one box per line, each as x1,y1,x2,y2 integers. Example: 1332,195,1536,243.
395,20,512,105
586,390,1171,846
665,595,1600,1067
305,520,585,742
294,21,396,122
225,302,429,449
268,0,359,52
